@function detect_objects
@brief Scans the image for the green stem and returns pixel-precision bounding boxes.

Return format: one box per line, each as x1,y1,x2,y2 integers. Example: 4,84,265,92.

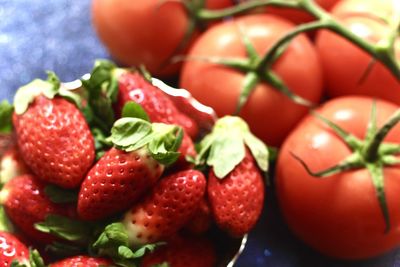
364,109,400,162
197,0,300,21
300,0,400,80
257,20,330,71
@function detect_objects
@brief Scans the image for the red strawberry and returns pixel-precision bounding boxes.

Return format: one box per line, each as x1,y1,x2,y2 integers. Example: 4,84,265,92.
122,169,206,245
13,95,95,188
77,147,163,221
78,117,183,221
196,116,268,237
116,71,199,138
184,198,212,235
208,150,264,237
0,231,29,266
141,235,216,267
0,175,74,244
0,145,30,184
50,255,113,267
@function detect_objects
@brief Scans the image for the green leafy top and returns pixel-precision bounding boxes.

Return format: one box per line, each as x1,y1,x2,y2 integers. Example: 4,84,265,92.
196,116,269,178
13,72,81,115
0,100,13,134
109,117,183,166
10,249,45,267
93,223,162,267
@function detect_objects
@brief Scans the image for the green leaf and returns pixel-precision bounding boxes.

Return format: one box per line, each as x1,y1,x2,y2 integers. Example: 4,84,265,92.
93,222,129,250
118,243,160,259
121,101,150,122
0,206,14,232
0,100,13,134
29,249,46,267
44,185,78,204
244,132,269,172
35,214,93,242
85,60,117,95
58,88,83,108
147,124,183,166
207,134,246,178
150,262,170,267
13,79,58,115
110,118,153,149
195,116,269,179
150,263,170,267
10,260,28,267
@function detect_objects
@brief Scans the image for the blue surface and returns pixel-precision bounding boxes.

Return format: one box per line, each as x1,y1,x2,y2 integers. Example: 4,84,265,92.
1,1,400,266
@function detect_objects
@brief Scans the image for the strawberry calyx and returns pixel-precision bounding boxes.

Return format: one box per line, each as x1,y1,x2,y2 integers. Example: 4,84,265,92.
0,100,13,134
13,72,82,115
109,117,183,166
196,116,269,178
292,103,400,233
11,249,45,267
92,222,162,267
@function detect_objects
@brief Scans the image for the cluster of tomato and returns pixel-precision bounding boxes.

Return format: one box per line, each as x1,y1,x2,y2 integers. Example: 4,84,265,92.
92,0,400,262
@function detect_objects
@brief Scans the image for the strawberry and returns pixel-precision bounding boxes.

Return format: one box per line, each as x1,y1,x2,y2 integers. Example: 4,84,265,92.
78,117,183,221
0,145,30,184
12,76,95,189
196,116,268,237
174,133,197,171
0,231,29,266
184,198,212,235
85,61,199,139
0,175,74,244
141,235,216,267
208,150,265,237
117,71,198,137
121,169,206,246
50,255,113,267
78,148,163,221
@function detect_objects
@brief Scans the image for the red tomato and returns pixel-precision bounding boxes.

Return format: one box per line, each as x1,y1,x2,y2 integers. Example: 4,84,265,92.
316,0,400,104
180,14,323,147
276,96,400,259
92,0,234,77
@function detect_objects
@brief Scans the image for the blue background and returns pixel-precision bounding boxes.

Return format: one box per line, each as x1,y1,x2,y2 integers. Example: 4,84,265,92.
1,1,400,266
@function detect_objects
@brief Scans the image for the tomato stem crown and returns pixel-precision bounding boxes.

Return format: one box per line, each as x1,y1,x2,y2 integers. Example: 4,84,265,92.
293,102,400,233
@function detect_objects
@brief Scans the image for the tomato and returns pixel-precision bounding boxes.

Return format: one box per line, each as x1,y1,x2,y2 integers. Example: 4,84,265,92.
316,0,400,104
92,0,234,77
276,96,400,259
179,14,323,147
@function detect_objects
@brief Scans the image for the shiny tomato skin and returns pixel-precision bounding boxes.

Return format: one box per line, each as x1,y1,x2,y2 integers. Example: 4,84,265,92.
180,14,323,146
92,0,233,77
276,96,400,259
316,0,400,104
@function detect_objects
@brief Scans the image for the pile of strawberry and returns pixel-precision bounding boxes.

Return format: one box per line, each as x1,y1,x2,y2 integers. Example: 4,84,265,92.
0,60,269,267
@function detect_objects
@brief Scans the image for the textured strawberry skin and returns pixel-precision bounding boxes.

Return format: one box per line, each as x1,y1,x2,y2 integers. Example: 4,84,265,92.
123,169,206,245
174,133,197,171
184,198,212,235
78,148,163,221
0,174,74,244
12,96,95,188
141,235,216,267
116,72,198,138
50,255,113,267
0,231,29,267
208,151,265,237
